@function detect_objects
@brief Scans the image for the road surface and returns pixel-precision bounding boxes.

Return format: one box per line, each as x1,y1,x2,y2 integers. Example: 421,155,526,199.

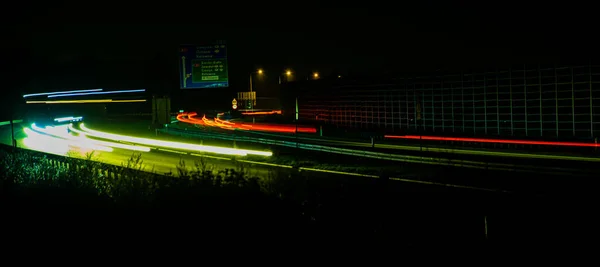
170,122,600,163
2,123,277,178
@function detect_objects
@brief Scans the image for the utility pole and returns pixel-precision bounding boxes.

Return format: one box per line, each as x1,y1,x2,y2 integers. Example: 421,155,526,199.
484,215,488,241
181,56,187,88
249,74,253,111
10,99,16,147
249,73,253,93
10,118,15,147
295,97,299,166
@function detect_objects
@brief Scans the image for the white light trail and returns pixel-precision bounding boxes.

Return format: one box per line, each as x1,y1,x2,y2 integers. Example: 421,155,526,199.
66,124,151,152
26,126,113,153
54,116,83,122
77,123,272,157
23,89,102,98
26,99,147,104
47,89,146,98
23,128,75,156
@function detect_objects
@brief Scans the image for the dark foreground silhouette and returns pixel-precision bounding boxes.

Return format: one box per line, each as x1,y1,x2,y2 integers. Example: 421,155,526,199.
1,146,596,248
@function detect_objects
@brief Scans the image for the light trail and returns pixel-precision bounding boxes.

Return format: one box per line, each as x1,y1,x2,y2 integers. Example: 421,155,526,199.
214,117,236,129
52,124,152,152
47,89,146,98
27,99,112,104
111,99,147,103
25,126,113,153
54,116,83,123
23,89,102,98
23,128,79,156
77,123,272,157
26,99,147,104
31,123,149,152
30,124,114,152
214,117,235,126
176,112,200,124
236,123,313,133
241,110,282,115
385,135,600,148
201,115,218,127
179,112,317,133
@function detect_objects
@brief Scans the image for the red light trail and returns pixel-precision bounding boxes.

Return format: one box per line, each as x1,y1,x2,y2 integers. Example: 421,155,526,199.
177,112,317,133
384,135,600,148
241,110,282,115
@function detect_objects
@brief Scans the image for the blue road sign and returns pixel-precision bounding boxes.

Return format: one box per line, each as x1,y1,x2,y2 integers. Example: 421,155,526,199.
179,43,229,89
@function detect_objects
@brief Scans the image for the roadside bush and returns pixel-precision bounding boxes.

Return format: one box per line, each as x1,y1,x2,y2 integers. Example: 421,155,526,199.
0,147,307,205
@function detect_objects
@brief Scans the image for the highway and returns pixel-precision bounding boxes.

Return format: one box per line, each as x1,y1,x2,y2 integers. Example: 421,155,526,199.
5,116,600,182
174,115,600,163
242,130,600,162
7,122,277,177
11,121,502,191
165,113,600,179
4,119,596,193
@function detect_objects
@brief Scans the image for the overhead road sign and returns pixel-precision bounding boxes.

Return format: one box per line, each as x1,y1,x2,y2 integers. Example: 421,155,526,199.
180,43,229,89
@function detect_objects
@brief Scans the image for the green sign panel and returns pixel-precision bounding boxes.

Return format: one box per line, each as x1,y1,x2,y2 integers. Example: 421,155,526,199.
191,59,228,83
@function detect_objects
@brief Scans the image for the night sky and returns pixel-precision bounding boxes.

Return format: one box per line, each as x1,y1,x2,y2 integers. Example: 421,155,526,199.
3,1,597,105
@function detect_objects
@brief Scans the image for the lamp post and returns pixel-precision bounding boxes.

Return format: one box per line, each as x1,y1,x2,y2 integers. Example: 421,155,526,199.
10,107,16,147
248,69,263,110
294,71,299,157
249,68,263,93
8,92,18,147
280,69,292,84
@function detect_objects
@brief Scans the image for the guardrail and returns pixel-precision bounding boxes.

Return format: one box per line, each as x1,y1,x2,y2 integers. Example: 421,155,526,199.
159,127,595,176
0,142,516,193
0,120,23,127
0,143,167,180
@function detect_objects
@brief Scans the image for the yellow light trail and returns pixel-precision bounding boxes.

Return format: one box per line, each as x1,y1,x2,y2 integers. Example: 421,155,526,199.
26,99,147,104
111,100,147,103
76,123,273,157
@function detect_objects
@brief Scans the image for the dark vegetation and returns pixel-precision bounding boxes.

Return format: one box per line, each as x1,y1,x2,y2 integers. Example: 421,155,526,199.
1,144,597,247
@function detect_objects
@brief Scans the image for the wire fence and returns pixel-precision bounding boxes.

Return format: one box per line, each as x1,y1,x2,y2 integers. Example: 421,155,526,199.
300,65,600,140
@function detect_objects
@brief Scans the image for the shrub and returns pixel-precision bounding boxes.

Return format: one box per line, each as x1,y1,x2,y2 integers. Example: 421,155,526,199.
0,147,306,204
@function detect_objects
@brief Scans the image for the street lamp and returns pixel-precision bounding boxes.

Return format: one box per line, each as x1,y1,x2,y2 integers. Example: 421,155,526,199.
249,69,263,93
248,69,263,111
280,69,293,84
313,72,319,79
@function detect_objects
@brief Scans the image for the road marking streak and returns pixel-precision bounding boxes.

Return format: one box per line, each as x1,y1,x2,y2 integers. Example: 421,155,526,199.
190,153,231,160
299,167,379,178
388,177,512,193
237,160,293,168
158,148,188,154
